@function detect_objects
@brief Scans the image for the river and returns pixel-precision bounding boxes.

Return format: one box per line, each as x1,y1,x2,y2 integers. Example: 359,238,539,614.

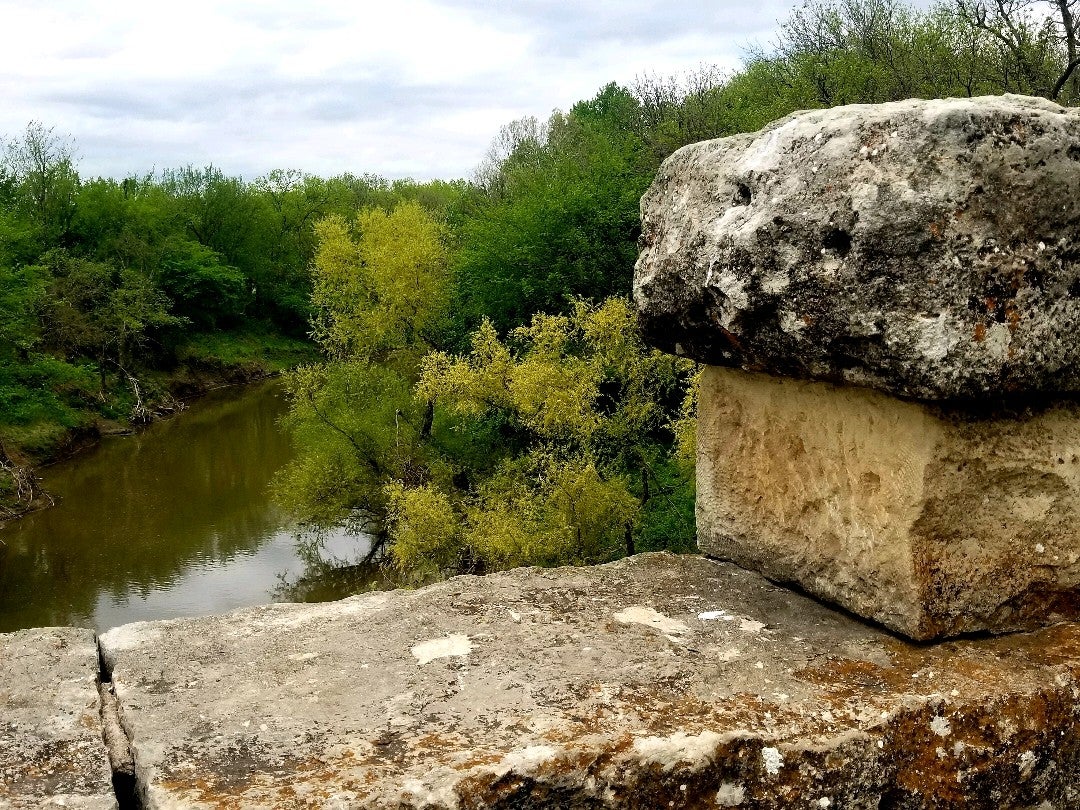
0,380,374,633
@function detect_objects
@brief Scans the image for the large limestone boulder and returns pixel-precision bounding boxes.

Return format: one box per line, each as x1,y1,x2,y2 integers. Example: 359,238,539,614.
635,95,1080,400
635,95,1080,639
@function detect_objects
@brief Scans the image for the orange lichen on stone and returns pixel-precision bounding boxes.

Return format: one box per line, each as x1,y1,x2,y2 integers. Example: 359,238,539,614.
1006,303,1021,332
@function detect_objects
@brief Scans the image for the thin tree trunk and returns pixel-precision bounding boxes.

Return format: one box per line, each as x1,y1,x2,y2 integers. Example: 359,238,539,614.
420,399,435,440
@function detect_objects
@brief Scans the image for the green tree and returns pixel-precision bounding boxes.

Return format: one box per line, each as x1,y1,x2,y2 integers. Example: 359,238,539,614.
453,85,653,332
956,0,1080,101
158,239,247,329
387,298,695,573
36,249,181,393
1,122,79,249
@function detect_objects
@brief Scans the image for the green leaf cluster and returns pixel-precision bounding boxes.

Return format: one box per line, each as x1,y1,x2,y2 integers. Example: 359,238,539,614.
401,298,694,571
0,120,460,495
281,289,698,574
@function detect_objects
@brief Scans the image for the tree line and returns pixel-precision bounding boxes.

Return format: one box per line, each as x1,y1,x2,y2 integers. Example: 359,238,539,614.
5,0,1078,569
275,0,1080,578
0,124,461,515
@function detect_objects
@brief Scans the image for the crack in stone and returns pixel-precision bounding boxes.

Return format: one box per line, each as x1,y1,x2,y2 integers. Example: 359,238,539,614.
97,635,142,810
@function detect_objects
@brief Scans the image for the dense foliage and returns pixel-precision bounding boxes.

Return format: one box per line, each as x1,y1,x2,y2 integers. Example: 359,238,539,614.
275,0,1080,579
0,122,461,516
8,0,1080,574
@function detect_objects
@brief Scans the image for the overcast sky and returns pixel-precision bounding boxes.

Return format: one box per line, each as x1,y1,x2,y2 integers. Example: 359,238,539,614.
1,0,799,182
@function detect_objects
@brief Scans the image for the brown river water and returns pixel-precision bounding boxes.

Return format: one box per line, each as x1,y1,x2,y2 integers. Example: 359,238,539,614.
0,379,372,633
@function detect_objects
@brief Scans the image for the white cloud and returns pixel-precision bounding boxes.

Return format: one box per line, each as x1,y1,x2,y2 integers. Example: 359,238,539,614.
0,0,797,181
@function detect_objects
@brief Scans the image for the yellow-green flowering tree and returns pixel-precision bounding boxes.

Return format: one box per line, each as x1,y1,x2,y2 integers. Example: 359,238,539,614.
383,297,696,573
309,201,449,368
273,201,453,534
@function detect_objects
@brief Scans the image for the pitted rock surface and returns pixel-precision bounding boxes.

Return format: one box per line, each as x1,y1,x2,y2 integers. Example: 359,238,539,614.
697,365,1080,640
634,94,1080,400
99,554,1080,809
0,627,117,810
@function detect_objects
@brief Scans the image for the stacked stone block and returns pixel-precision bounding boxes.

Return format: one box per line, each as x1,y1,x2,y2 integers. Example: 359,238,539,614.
635,94,1080,639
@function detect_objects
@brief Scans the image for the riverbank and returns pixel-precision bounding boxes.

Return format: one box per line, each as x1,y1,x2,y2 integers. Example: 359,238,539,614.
0,327,316,523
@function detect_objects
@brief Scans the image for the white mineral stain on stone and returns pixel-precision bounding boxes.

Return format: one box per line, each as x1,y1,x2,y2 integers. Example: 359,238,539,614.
930,716,952,737
334,592,392,616
410,634,472,666
633,730,725,772
739,618,766,634
1019,750,1037,777
915,313,959,361
761,746,784,776
983,322,1012,361
817,798,833,808
401,768,460,808
614,606,689,636
740,126,784,174
500,745,557,773
715,268,749,311
99,622,163,655
715,782,746,806
698,610,732,621
762,272,791,295
779,309,806,334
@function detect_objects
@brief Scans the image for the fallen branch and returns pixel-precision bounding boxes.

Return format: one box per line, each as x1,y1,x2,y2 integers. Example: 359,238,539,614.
110,361,186,423
0,439,52,516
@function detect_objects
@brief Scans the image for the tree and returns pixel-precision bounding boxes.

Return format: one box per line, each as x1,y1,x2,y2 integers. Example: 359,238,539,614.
386,297,697,573
1,122,79,246
956,0,1080,101
158,239,247,329
732,0,1080,112
273,200,454,544
453,88,653,332
309,201,450,366
35,249,181,393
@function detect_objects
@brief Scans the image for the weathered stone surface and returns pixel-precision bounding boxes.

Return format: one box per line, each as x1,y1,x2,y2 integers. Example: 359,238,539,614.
99,553,1080,809
0,627,117,810
634,94,1080,400
697,365,1080,640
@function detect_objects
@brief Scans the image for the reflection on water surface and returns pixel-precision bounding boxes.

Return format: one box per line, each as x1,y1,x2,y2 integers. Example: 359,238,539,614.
0,380,371,633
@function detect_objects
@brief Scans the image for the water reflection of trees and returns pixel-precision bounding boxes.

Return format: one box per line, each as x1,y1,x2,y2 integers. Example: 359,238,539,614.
270,520,418,603
0,382,294,631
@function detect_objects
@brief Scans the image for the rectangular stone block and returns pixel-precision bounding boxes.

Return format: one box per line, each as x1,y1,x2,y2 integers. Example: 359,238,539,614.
697,365,1080,640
